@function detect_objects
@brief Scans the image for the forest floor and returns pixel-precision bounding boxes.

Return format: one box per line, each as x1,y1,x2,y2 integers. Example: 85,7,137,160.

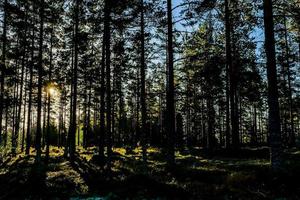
0,147,300,200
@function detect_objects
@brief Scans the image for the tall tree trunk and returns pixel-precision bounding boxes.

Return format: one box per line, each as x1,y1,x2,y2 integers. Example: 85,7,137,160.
42,94,47,148
21,68,28,152
140,0,147,164
283,16,295,147
69,0,80,161
15,9,29,155
99,22,106,160
104,0,112,169
207,97,215,150
263,0,282,171
224,0,231,149
4,107,8,147
87,81,92,147
46,25,54,163
225,0,240,149
26,12,36,155
35,0,45,165
77,105,80,146
12,38,20,155
166,0,175,165
251,104,257,145
65,27,74,158
83,77,88,148
0,0,8,145
231,22,239,149
12,75,18,154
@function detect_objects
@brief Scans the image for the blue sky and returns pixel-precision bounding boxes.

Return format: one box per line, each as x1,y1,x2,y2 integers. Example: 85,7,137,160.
171,0,264,59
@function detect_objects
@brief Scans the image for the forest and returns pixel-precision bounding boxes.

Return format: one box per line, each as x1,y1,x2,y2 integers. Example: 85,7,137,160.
0,0,299,199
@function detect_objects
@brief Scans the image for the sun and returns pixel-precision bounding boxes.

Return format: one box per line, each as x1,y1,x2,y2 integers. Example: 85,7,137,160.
47,85,58,96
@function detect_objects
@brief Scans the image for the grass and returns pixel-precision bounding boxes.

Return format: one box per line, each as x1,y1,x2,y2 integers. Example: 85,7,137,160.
0,146,299,199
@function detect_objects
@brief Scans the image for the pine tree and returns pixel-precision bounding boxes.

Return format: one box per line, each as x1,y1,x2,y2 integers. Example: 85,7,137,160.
263,0,283,171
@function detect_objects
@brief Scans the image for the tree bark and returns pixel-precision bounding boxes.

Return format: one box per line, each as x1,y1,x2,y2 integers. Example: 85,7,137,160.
283,16,295,147
104,0,112,169
263,0,282,171
0,0,8,144
69,0,80,161
166,0,175,165
15,8,29,155
26,10,36,155
35,0,45,165
224,0,231,149
99,35,106,159
140,0,147,164
46,25,54,164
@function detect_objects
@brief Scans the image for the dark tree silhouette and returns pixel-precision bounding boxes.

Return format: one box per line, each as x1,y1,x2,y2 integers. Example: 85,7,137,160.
263,0,282,170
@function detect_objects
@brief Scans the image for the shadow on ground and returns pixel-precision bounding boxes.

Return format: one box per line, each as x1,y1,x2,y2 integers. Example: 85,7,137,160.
0,147,300,199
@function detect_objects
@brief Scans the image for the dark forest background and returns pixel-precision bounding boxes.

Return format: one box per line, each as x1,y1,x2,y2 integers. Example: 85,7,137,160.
0,0,299,199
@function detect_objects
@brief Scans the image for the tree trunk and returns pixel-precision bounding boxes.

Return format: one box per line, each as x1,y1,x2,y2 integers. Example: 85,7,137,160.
0,0,8,144
207,97,215,150
69,0,80,161
283,16,295,147
12,38,20,155
45,25,54,164
104,0,112,169
140,0,147,164
166,0,175,165
263,0,282,171
15,9,29,155
21,67,28,152
225,0,231,149
65,26,74,158
35,0,45,165
26,11,36,155
99,35,106,159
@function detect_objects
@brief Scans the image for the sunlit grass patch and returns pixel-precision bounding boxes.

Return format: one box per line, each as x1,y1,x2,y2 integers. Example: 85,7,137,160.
191,165,226,172
113,147,127,156
48,146,64,157
80,153,93,161
147,147,160,153
132,147,143,155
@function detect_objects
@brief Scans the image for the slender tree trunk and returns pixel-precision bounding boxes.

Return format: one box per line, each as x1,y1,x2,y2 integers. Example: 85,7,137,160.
26,13,36,155
45,25,54,163
42,93,47,148
77,106,81,146
263,0,282,171
252,104,257,145
87,81,92,147
83,79,88,148
135,72,140,147
283,16,295,147
104,0,112,169
231,34,239,149
140,0,147,164
0,0,8,144
166,0,175,165
69,0,80,161
12,38,20,155
225,0,231,149
207,97,215,150
12,76,18,154
21,68,28,152
35,0,45,165
225,0,239,149
65,27,74,158
15,10,29,155
4,107,8,147
99,23,106,160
